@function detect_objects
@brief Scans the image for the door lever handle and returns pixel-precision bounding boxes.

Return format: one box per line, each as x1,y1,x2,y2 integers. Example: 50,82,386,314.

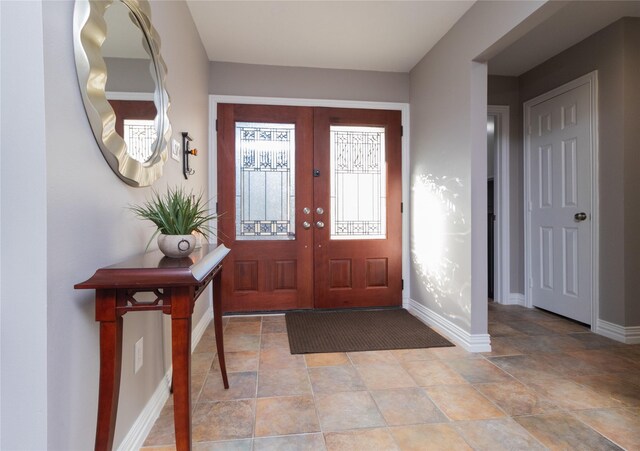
574,212,587,222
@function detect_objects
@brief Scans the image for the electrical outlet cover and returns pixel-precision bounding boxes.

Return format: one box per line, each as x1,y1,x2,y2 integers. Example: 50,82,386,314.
171,139,180,162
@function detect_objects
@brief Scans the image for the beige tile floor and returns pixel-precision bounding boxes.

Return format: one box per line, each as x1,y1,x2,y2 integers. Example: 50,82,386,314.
142,303,640,450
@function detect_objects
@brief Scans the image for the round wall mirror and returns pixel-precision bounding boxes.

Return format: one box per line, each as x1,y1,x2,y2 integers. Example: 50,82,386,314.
73,0,171,187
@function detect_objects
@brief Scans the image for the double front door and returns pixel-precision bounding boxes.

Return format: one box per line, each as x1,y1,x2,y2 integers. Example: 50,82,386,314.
217,104,402,312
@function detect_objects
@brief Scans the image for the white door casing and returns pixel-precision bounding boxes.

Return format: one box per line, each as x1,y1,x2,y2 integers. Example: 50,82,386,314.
488,106,510,305
524,72,598,326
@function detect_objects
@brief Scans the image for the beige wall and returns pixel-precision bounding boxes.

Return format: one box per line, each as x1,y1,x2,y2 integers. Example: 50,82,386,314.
209,61,410,102
40,1,211,449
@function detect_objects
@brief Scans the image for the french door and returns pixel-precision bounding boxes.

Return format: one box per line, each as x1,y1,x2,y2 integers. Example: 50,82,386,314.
217,104,402,313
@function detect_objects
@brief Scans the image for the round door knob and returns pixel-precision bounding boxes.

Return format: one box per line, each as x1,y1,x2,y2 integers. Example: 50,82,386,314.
574,212,587,221
316,221,325,229
302,221,311,229
316,207,324,215
302,207,311,215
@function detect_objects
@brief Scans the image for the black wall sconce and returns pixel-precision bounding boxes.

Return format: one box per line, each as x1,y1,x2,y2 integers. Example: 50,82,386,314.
182,132,197,179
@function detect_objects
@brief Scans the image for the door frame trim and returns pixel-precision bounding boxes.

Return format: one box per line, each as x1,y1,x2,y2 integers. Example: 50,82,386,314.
488,105,510,305
523,71,599,329
209,95,411,302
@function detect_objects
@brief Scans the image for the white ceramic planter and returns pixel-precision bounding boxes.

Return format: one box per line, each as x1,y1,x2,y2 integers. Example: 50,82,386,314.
157,234,196,258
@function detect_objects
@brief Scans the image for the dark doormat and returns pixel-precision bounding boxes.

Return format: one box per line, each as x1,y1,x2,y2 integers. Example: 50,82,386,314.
285,308,454,354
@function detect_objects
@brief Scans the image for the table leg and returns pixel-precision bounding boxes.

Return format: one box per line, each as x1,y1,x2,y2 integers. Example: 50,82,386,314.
213,271,229,389
171,303,193,451
95,317,123,451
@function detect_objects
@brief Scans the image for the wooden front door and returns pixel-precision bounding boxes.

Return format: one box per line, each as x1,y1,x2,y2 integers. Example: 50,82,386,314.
218,104,402,313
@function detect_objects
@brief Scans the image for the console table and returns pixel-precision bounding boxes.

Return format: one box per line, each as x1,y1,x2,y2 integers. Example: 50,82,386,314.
75,244,231,451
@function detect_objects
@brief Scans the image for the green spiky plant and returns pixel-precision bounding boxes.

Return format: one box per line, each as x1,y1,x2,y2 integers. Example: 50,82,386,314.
130,186,218,249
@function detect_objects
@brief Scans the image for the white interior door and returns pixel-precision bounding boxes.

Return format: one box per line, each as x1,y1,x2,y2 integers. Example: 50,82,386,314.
527,81,593,324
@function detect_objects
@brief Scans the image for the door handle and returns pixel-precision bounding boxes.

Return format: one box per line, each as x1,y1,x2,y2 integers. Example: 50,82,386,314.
316,221,325,229
302,221,311,229
316,207,324,215
574,212,587,222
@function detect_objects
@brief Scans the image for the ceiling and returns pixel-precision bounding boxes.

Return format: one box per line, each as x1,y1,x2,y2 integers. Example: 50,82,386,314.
186,1,474,72
489,1,640,76
168,1,640,76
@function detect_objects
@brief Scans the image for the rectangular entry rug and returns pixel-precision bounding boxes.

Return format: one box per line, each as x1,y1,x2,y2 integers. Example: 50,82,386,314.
285,308,454,354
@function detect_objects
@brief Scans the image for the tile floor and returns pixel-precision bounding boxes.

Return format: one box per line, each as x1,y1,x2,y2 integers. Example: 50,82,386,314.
141,303,640,450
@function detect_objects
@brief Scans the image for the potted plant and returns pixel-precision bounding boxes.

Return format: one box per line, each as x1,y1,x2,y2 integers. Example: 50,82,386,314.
131,186,218,258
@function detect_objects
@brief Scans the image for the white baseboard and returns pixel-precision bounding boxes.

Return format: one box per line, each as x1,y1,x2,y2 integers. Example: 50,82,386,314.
116,368,172,451
495,293,525,306
596,319,640,344
509,293,526,306
404,298,491,352
191,307,214,353
117,307,214,451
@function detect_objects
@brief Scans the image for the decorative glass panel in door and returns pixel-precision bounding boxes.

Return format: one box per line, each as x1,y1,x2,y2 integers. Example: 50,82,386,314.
235,122,296,240
330,126,386,240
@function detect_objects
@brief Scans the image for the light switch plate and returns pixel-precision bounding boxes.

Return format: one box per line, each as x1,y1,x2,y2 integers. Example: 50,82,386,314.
171,138,180,162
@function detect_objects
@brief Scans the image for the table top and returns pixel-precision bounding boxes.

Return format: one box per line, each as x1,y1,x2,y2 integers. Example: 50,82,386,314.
75,243,230,290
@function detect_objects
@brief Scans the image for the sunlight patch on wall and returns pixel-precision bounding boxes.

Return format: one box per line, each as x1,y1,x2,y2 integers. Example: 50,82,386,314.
411,173,470,326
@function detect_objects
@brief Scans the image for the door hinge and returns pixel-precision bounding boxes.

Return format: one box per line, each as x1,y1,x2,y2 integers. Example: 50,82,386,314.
401,202,403,213
402,279,404,290
215,201,219,214
215,119,218,132
400,126,403,137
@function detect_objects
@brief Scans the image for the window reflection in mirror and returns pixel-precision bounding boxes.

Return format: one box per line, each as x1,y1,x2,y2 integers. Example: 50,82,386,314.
103,0,157,163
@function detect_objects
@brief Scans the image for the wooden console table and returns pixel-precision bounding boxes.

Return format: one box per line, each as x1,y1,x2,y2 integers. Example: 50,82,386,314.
75,244,231,451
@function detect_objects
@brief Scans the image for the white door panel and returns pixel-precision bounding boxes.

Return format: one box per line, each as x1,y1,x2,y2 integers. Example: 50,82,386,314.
528,82,592,324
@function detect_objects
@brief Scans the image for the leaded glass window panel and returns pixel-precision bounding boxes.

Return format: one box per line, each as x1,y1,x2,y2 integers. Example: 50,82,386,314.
235,122,296,240
330,126,386,240
124,119,157,163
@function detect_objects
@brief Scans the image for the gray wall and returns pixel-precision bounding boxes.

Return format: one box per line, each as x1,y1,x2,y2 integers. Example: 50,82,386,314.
623,18,640,326
519,18,635,326
210,61,410,102
105,57,156,93
488,75,524,295
409,0,548,336
1,2,49,449
1,1,211,449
